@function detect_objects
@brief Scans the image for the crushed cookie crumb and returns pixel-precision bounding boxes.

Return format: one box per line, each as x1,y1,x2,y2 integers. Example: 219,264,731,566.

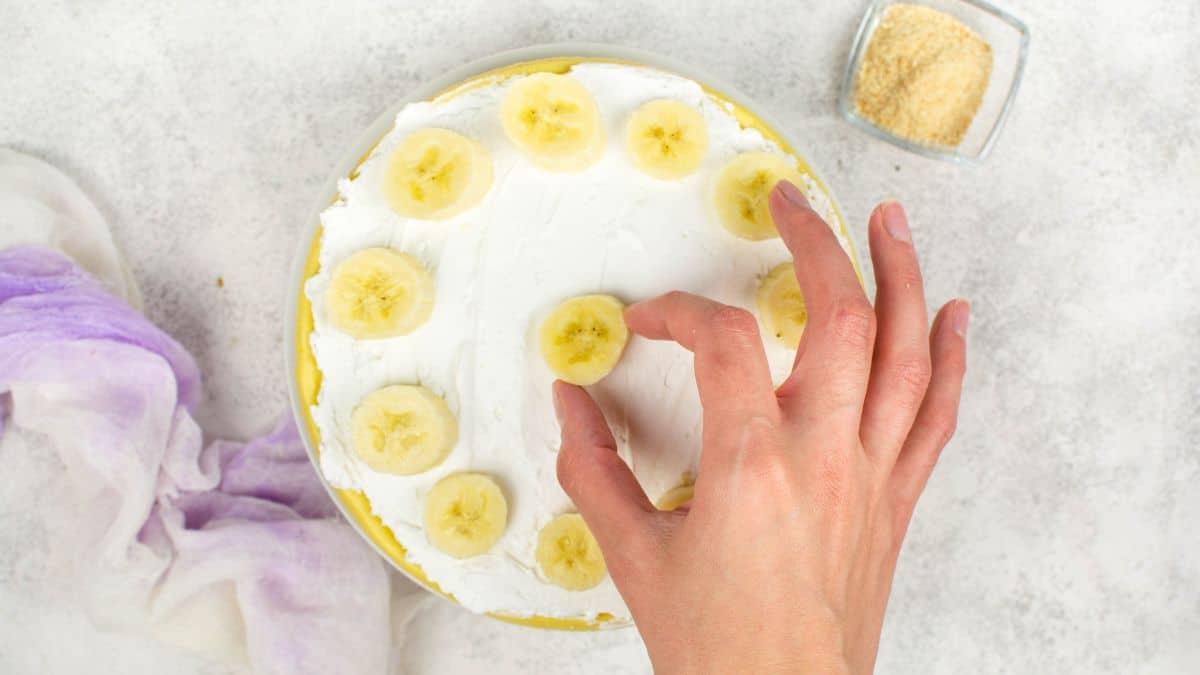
854,4,993,147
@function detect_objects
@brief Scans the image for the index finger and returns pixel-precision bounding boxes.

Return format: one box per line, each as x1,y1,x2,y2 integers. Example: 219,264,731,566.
623,291,779,424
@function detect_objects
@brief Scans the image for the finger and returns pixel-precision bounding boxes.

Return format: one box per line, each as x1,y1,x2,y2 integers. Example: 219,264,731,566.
770,180,876,423
553,381,659,564
860,202,932,463
624,291,778,422
889,300,968,520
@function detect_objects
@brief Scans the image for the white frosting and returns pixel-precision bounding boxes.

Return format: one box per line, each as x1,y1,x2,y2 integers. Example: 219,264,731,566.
306,63,848,620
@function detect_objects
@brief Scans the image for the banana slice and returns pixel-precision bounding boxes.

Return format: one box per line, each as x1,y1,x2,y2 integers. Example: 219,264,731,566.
350,384,457,475
539,294,629,386
655,485,695,511
423,473,508,558
383,128,493,220
500,73,606,173
756,262,807,348
325,248,435,339
535,513,607,591
655,474,696,511
713,152,807,240
626,99,708,180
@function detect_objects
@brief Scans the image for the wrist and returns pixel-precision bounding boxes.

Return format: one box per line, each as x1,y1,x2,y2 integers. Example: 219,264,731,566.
647,615,856,675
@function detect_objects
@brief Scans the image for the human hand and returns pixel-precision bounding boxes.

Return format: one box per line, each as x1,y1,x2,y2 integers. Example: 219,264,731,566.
553,181,968,674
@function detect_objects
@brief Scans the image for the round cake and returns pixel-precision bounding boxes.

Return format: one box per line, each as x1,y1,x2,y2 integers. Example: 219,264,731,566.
295,55,854,627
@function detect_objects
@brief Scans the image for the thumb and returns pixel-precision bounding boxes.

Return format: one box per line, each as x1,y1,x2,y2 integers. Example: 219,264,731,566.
553,381,658,565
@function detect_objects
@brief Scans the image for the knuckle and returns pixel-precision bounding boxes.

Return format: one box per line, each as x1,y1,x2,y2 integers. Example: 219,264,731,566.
927,407,960,448
731,418,781,460
936,420,959,449
886,265,923,293
708,305,759,337
829,297,876,350
738,415,780,451
555,446,581,493
891,354,933,401
742,453,798,504
556,444,598,497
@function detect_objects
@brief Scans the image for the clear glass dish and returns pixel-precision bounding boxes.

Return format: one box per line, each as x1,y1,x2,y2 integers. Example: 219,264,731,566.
838,0,1030,164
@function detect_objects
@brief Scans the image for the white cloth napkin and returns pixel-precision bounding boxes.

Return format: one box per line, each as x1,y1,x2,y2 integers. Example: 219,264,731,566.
0,148,142,309
0,149,431,674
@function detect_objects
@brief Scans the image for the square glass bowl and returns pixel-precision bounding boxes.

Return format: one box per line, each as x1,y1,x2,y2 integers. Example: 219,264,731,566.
838,0,1030,164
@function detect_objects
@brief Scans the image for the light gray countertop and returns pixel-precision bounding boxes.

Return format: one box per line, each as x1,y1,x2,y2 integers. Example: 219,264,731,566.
1,1,1197,673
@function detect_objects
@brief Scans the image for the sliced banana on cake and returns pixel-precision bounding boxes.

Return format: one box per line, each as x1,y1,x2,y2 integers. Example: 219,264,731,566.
500,73,606,172
325,248,435,339
713,152,807,240
383,128,493,220
626,99,708,180
756,262,807,348
535,513,607,591
350,384,457,475
539,294,630,386
423,472,508,558
655,475,696,511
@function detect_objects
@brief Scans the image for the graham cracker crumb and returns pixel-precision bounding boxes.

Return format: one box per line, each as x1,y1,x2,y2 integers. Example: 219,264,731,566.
853,3,993,147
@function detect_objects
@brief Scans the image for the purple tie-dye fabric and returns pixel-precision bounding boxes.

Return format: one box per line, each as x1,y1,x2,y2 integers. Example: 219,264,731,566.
0,245,392,674
0,247,200,419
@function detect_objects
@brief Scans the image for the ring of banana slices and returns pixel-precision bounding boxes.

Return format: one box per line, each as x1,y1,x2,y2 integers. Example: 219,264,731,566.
321,71,813,590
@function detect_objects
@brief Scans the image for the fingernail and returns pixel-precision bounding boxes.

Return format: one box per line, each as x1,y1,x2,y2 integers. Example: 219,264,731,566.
775,180,809,208
952,299,970,337
881,201,910,242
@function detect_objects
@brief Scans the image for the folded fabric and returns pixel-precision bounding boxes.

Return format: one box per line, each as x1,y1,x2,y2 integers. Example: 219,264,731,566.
0,148,141,309
0,245,400,674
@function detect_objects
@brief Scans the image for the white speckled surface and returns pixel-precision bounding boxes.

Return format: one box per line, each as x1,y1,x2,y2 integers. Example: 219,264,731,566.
1,1,1197,673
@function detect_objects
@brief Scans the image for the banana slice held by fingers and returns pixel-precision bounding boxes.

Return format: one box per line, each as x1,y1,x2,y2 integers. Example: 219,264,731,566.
536,513,607,591
713,152,807,240
539,294,630,386
325,248,435,339
424,473,509,558
627,99,708,180
383,128,493,220
655,482,696,511
351,384,457,475
501,73,606,172
757,262,807,348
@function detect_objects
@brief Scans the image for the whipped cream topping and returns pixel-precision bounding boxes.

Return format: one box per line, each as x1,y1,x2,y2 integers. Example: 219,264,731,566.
306,63,849,620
